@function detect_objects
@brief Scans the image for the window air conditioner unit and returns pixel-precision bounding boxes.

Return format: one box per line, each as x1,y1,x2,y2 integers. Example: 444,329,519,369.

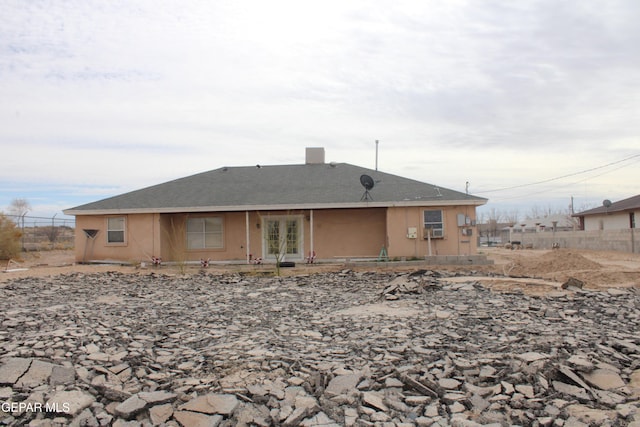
424,228,444,239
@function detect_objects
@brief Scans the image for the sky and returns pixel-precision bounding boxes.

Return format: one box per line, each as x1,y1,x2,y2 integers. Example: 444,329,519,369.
2,0,639,225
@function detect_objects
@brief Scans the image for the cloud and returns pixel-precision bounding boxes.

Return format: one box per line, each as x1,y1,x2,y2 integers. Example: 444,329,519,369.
1,0,639,219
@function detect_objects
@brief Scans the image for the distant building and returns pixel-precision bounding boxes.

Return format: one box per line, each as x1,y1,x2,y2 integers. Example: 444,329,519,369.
499,213,578,243
573,194,640,231
512,214,578,233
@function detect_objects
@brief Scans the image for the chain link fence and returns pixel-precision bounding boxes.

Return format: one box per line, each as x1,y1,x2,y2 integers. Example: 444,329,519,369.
6,214,75,251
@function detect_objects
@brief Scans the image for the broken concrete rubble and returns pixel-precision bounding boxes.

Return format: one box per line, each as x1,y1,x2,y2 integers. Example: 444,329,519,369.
0,270,638,426
562,277,585,290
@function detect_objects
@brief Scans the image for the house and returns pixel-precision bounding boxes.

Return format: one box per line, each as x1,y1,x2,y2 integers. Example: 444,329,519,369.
495,214,577,246
573,194,640,231
63,148,488,264
511,214,578,233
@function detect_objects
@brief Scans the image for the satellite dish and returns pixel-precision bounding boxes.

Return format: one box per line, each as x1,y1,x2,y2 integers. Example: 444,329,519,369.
360,174,375,201
603,199,612,208
360,174,375,190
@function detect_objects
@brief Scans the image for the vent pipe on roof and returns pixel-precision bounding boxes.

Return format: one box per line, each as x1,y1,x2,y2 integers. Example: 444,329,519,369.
305,147,325,164
375,140,379,171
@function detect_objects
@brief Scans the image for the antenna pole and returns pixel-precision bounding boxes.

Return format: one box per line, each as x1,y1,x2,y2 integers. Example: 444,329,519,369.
375,140,379,171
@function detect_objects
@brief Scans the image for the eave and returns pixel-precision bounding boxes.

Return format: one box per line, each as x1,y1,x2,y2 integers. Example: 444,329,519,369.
63,198,487,216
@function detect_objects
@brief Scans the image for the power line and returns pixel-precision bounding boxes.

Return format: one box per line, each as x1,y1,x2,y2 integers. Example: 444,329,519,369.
488,156,640,202
475,153,640,194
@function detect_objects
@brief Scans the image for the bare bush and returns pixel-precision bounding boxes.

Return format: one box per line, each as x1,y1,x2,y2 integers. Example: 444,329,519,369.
0,213,22,259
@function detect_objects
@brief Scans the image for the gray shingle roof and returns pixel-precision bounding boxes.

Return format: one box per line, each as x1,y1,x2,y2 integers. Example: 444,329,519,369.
64,163,487,214
574,194,640,216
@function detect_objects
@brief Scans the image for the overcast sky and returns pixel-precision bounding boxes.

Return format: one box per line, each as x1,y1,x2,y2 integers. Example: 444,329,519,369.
2,0,639,223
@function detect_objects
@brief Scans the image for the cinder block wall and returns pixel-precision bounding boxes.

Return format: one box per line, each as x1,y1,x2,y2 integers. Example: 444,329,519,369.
518,229,639,253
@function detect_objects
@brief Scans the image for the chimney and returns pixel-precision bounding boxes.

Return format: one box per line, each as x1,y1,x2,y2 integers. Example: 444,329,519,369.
305,147,325,164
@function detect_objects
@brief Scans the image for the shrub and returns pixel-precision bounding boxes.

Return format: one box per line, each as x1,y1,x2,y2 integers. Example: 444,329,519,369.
0,213,21,259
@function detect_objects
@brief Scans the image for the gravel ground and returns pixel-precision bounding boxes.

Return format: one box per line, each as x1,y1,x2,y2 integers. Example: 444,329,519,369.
1,268,639,426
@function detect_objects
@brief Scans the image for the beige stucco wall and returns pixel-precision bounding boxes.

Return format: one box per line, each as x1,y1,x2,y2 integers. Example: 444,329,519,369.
74,213,161,263
158,209,388,262
73,205,479,263
160,212,258,262
386,205,479,258
584,211,638,231
311,208,387,258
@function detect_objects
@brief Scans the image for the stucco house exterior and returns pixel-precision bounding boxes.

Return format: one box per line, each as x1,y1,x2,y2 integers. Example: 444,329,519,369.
574,194,640,231
64,148,487,264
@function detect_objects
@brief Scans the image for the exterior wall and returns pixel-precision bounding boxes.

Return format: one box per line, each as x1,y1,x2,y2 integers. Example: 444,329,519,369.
74,213,160,263
583,212,634,231
73,206,479,263
386,206,479,258
160,209,388,262
160,212,251,262
518,229,639,254
311,208,386,258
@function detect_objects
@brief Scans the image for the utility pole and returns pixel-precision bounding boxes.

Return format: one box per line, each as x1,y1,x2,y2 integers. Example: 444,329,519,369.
570,196,574,214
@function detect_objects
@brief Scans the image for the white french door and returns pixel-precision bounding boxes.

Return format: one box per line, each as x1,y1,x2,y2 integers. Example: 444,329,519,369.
262,215,303,261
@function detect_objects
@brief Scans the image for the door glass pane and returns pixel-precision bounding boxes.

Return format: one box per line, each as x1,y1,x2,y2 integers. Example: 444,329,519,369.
286,220,298,254
267,220,280,255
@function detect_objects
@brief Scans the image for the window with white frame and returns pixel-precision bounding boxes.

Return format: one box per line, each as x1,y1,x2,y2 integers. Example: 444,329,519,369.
107,217,126,244
423,210,444,238
186,217,223,249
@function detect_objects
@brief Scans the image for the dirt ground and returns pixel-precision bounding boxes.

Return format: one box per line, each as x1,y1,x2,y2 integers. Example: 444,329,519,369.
474,247,640,295
2,248,639,294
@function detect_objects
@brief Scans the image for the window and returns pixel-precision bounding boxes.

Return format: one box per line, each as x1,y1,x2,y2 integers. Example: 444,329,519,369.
423,210,444,238
186,217,223,249
107,217,126,243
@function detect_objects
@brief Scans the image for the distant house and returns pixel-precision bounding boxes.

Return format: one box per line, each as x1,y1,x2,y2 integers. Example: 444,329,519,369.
497,214,577,245
64,148,487,264
509,213,578,233
573,194,640,231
